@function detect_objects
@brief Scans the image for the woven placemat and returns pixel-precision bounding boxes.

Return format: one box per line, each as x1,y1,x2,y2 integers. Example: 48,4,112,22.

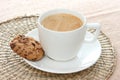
0,16,116,80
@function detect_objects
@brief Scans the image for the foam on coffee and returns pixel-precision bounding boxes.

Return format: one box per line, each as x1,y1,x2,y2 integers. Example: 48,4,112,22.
41,13,83,31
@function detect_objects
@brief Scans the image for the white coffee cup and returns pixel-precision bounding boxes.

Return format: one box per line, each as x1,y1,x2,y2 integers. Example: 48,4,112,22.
38,9,100,61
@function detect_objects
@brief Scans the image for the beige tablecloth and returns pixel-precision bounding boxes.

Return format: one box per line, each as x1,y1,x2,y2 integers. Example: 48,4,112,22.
0,0,120,80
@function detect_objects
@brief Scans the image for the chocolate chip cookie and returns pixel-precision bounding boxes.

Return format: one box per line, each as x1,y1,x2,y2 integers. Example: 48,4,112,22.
10,35,44,61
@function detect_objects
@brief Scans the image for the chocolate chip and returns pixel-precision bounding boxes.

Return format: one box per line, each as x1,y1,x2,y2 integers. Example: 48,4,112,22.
19,35,25,38
32,58,37,61
25,51,27,53
35,41,39,45
37,48,44,53
31,42,35,47
24,54,27,56
36,48,41,50
15,49,19,53
19,38,28,43
18,47,21,49
10,43,16,49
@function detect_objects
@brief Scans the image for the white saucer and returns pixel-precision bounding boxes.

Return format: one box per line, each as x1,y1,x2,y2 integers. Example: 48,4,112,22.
24,28,101,74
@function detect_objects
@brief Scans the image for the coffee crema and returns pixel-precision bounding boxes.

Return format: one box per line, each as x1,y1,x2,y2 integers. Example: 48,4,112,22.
41,13,83,31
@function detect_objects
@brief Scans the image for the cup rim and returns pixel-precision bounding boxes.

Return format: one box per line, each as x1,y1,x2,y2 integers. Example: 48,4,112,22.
38,9,86,33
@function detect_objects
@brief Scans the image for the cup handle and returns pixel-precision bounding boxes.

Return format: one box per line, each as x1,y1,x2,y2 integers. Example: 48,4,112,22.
84,23,101,42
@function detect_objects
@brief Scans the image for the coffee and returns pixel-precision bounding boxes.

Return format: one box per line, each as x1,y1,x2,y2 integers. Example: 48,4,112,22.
41,13,83,31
